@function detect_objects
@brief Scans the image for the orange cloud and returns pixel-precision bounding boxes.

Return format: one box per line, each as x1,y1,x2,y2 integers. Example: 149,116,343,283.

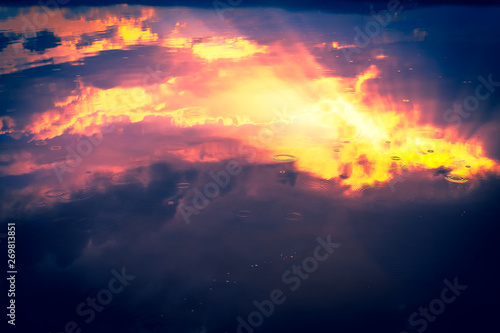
0,6,158,74
3,8,497,193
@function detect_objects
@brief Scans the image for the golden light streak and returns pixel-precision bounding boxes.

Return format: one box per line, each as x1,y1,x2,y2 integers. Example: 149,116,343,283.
192,37,267,61
331,41,357,49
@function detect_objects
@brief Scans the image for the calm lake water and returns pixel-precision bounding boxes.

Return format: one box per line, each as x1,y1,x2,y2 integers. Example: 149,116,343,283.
1,2,500,333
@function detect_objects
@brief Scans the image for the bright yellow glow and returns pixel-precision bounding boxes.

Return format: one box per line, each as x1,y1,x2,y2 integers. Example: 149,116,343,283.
331,41,357,49
192,37,267,61
117,25,158,45
3,8,495,192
